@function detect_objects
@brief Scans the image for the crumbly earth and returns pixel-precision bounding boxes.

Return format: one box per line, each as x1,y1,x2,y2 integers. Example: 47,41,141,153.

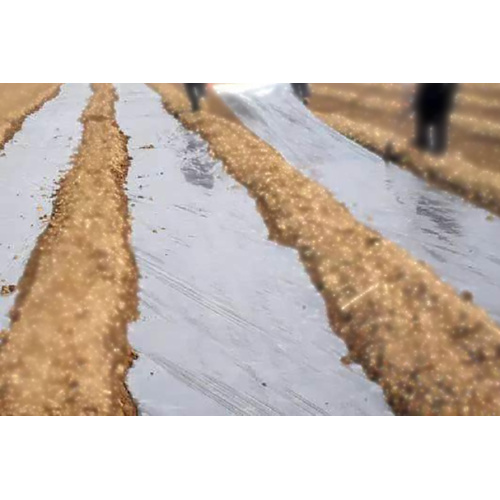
149,83,500,415
0,84,61,149
0,84,139,416
309,83,500,217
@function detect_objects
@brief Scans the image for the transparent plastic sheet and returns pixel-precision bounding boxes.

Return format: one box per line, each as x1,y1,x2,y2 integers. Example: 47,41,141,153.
116,83,390,416
0,84,91,330
218,83,500,325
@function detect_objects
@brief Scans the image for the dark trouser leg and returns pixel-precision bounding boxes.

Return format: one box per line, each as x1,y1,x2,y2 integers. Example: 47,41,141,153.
196,83,207,98
299,83,310,105
184,84,200,112
291,84,310,104
433,114,449,154
415,113,431,152
300,83,310,98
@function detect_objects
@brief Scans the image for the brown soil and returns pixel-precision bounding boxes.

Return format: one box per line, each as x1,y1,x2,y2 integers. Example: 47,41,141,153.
0,84,139,416
309,83,500,217
148,83,500,415
0,84,61,149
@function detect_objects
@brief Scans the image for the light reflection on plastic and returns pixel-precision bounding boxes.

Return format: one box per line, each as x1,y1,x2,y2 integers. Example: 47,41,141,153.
215,83,277,97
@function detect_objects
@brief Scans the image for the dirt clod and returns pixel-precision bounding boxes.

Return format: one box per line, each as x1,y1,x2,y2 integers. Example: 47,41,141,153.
0,285,16,296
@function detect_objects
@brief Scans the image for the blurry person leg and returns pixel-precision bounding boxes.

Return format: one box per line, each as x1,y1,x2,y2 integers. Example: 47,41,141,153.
184,83,200,112
196,83,207,98
415,111,431,152
299,83,310,98
433,113,449,155
291,84,300,98
291,84,310,105
432,84,457,154
300,83,311,105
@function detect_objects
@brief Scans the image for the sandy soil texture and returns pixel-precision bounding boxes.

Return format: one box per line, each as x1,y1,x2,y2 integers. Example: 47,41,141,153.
149,83,500,415
0,84,138,416
0,84,61,149
309,83,500,216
